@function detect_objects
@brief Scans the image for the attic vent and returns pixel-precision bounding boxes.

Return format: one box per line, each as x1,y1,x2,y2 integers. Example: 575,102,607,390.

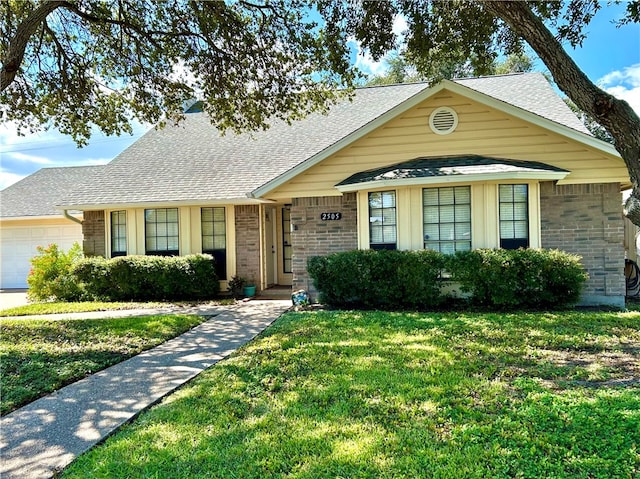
429,107,458,135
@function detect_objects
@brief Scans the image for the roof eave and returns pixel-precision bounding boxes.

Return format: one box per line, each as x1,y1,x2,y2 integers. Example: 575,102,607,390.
56,197,274,211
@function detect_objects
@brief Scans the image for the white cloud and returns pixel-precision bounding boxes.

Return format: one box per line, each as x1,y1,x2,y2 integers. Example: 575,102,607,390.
0,171,27,190
5,151,54,165
598,63,640,115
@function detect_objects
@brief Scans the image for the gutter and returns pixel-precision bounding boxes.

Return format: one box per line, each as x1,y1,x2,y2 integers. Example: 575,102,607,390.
63,209,83,225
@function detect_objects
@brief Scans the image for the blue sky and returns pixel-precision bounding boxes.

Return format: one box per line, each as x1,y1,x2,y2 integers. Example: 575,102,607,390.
1,3,639,190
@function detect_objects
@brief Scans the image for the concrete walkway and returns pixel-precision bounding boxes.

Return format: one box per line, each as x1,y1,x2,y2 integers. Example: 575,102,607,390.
0,300,291,479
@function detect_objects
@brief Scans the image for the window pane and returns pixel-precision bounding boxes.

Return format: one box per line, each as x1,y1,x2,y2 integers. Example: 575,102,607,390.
440,242,455,255
369,192,382,208
424,224,440,241
439,188,454,205
513,185,528,202
383,209,396,225
499,185,514,202
166,208,178,222
423,189,438,206
501,205,514,221
370,226,383,243
456,241,471,252
383,225,397,242
439,205,454,223
167,222,178,237
424,206,439,224
213,208,225,221
382,191,396,208
168,237,179,250
214,236,226,249
455,222,471,240
202,236,214,250
201,208,213,222
455,204,470,222
454,186,470,204
146,238,156,251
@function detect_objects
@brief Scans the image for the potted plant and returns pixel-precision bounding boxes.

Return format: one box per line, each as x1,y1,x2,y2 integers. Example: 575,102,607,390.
243,278,257,298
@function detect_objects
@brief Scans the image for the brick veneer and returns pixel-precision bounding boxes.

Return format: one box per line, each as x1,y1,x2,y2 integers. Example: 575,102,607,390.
235,205,261,289
291,194,358,295
540,181,625,307
82,210,106,257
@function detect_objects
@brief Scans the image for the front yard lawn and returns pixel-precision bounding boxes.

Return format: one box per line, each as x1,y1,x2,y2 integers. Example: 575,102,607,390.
0,314,207,415
62,309,640,479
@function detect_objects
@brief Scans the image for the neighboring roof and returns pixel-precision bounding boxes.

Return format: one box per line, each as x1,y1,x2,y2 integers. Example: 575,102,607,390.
0,166,104,218
57,72,609,209
337,156,570,188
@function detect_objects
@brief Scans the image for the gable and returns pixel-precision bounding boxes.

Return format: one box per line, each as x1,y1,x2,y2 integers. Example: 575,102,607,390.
263,88,629,200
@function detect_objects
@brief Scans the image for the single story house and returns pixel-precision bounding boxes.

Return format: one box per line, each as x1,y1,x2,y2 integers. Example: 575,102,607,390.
56,72,631,307
0,166,103,289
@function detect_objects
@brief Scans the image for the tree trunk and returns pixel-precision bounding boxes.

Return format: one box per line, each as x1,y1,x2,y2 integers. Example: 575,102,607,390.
483,1,640,225
1,1,66,92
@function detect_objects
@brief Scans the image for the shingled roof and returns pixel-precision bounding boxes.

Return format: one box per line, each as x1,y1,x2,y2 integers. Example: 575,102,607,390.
1,166,104,218
57,72,596,209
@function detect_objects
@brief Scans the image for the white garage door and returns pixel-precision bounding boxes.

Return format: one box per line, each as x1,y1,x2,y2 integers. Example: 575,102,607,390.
0,223,83,289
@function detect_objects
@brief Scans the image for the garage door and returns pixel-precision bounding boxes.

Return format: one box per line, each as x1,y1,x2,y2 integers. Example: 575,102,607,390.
0,223,83,289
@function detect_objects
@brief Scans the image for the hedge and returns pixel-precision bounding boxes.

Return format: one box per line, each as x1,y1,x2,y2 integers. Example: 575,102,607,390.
307,249,446,310
307,248,588,310
447,248,588,309
72,254,219,301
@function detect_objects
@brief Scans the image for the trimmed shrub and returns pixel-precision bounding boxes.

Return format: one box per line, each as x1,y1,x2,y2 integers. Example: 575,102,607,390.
447,248,588,309
27,243,84,302
307,249,446,310
71,254,219,301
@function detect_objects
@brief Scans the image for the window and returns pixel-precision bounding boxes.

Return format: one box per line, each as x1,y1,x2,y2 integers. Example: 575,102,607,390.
369,191,397,250
423,186,471,254
145,208,179,256
282,205,292,274
499,184,529,249
201,207,227,279
110,210,127,257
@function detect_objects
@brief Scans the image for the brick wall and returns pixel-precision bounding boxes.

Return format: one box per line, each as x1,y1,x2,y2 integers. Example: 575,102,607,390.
291,194,358,295
82,210,105,257
540,181,625,307
235,205,261,289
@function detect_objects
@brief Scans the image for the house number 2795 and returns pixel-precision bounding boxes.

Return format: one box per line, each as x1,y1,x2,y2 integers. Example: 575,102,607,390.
320,212,342,221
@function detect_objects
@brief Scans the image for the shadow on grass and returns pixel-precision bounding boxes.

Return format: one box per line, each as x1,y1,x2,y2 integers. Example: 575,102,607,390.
62,310,640,479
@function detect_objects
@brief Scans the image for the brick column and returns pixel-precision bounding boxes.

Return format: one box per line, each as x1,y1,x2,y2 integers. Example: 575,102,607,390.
290,193,358,297
540,182,625,308
235,205,261,289
82,210,106,257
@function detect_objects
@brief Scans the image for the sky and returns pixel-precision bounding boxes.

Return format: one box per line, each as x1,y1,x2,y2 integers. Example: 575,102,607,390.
1,3,639,190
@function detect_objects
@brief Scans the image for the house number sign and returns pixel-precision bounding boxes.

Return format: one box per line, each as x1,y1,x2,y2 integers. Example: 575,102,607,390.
320,212,342,221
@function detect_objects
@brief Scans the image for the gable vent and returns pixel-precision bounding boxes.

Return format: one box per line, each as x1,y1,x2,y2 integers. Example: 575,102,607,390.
429,107,458,135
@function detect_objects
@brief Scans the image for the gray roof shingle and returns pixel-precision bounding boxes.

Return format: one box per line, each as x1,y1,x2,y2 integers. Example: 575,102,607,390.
56,72,591,208
1,166,105,218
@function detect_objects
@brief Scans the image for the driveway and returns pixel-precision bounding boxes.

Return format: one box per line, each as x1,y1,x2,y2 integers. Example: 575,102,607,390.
0,290,29,310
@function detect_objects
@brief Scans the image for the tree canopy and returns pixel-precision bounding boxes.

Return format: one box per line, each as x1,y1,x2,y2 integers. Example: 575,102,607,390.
3,1,640,222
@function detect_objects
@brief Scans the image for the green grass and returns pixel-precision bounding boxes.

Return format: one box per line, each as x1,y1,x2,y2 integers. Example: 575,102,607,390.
0,314,207,415
62,309,640,479
0,301,167,317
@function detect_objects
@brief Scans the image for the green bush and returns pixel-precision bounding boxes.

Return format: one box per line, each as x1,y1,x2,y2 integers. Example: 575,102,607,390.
447,248,588,309
27,243,84,302
308,249,446,310
72,254,219,301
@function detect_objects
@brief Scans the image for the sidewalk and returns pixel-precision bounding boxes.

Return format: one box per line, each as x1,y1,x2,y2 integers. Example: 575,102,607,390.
0,300,291,479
